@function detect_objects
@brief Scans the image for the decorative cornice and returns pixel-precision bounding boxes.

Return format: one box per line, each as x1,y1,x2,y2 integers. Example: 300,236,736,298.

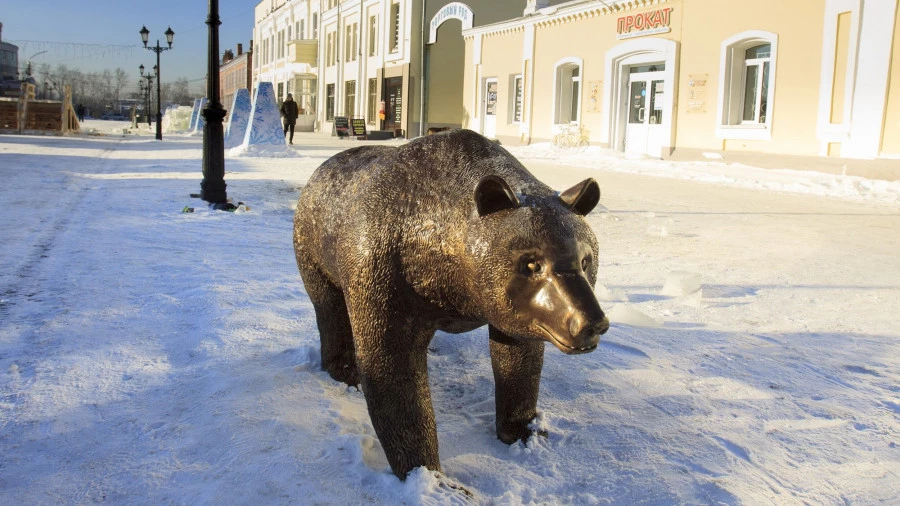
463,0,672,39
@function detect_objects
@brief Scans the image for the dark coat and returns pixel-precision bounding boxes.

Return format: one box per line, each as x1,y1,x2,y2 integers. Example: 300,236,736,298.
280,99,299,122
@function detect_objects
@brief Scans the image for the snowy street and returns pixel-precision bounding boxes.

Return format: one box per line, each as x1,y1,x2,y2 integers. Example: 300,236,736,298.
1,122,898,504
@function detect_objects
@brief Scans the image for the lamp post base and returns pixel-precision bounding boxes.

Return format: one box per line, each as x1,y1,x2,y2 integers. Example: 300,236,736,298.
200,106,228,204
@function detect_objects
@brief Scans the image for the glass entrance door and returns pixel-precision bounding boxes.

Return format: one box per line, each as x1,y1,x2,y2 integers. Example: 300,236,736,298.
383,77,403,132
624,65,666,157
482,78,498,139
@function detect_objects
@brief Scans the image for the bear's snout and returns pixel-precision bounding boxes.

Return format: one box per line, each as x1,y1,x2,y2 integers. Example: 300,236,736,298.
564,310,608,354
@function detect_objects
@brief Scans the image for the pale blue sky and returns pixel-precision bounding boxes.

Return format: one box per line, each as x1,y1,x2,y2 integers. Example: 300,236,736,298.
2,0,257,93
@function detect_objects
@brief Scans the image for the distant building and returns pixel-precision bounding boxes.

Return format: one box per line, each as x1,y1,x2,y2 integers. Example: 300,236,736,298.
221,41,254,118
252,0,535,137
464,0,900,179
0,22,21,83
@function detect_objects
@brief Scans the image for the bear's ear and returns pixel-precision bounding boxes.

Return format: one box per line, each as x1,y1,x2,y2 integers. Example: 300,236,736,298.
475,175,521,216
560,178,601,216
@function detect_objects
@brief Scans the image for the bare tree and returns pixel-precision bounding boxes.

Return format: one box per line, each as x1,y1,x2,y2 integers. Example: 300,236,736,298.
114,68,129,107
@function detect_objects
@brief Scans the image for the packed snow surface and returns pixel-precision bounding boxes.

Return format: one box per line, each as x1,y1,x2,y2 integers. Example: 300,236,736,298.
1,121,898,504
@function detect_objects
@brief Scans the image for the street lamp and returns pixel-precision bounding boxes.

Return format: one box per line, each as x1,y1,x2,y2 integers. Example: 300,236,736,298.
24,50,48,78
139,64,156,127
139,25,174,140
199,0,231,208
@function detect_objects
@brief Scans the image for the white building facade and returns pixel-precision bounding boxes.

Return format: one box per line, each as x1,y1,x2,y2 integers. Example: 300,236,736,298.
254,0,419,136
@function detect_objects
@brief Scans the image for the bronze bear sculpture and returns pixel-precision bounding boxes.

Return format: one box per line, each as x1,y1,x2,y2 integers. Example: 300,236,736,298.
293,129,609,479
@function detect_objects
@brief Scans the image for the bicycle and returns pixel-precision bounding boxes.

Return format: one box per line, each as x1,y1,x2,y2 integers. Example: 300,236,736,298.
551,124,590,152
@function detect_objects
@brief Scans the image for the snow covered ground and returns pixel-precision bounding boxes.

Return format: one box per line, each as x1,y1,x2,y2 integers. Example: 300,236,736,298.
1,120,898,505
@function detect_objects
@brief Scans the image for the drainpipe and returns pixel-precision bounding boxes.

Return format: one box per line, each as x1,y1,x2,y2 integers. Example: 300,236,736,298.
337,2,342,119
419,0,426,137
359,4,364,120
524,21,536,145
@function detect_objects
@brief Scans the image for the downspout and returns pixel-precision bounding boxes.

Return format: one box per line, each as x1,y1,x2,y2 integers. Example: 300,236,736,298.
419,0,426,137
337,2,342,119
359,4,364,120
524,21,537,145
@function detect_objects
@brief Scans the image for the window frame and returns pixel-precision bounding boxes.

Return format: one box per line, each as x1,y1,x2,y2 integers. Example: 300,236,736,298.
716,30,778,141
368,14,378,57
367,78,378,124
389,2,401,54
345,22,358,62
345,80,357,117
326,83,336,121
508,74,524,124
552,58,583,126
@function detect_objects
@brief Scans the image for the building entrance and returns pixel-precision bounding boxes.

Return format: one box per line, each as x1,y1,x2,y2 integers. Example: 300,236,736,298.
624,64,667,157
383,77,403,133
482,78,498,139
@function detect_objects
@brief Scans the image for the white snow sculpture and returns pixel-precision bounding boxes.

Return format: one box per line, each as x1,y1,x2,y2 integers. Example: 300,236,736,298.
188,99,202,131
162,105,194,133
193,98,208,133
224,89,252,149
242,82,286,147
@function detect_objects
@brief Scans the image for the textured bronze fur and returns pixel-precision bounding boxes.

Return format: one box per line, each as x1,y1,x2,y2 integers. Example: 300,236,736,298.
293,129,608,479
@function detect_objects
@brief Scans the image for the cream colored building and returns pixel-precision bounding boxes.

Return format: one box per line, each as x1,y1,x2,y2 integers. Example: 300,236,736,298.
254,0,541,137
464,0,900,180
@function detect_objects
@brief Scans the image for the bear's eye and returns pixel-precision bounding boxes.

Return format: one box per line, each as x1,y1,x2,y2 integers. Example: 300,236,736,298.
518,256,543,276
581,256,592,272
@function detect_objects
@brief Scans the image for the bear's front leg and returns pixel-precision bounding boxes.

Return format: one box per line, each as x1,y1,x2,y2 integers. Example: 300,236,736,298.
489,325,545,444
352,308,440,479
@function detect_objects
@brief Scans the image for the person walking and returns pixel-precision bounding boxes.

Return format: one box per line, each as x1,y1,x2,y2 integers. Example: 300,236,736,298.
280,93,299,145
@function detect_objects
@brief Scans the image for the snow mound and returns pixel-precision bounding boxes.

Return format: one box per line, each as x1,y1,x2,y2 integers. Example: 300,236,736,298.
607,304,662,327
660,270,702,297
228,143,298,158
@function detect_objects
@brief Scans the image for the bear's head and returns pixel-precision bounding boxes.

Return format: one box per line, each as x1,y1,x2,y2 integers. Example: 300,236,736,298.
466,175,609,354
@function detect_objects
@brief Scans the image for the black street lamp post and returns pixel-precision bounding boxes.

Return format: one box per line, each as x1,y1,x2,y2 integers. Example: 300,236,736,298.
199,0,230,207
139,64,155,127
139,25,174,141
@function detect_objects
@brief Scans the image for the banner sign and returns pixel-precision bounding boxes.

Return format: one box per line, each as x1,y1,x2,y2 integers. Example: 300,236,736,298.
617,7,673,40
428,2,474,44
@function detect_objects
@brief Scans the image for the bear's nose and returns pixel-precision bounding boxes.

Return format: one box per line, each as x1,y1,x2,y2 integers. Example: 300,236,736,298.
569,312,609,343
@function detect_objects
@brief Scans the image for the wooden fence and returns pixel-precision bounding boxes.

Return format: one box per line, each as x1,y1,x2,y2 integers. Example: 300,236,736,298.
0,83,80,134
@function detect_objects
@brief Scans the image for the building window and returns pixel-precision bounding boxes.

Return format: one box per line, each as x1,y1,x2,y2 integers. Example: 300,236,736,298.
287,26,292,44
312,13,319,39
295,21,300,40
389,2,401,53
554,61,582,125
741,44,770,123
326,30,337,67
368,15,378,57
277,82,284,101
509,74,524,123
326,83,335,121
299,20,305,40
717,31,778,140
345,22,358,62
345,80,357,117
368,78,377,124
295,76,317,115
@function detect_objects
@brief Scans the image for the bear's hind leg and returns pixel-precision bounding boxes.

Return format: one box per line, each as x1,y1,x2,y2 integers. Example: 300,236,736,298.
489,325,545,444
298,263,359,386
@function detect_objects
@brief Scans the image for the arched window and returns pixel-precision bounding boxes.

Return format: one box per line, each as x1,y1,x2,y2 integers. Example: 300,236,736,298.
554,59,583,125
741,44,771,123
717,31,778,140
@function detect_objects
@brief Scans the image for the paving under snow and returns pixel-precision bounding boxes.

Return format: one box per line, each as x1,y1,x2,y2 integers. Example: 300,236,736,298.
1,121,898,505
